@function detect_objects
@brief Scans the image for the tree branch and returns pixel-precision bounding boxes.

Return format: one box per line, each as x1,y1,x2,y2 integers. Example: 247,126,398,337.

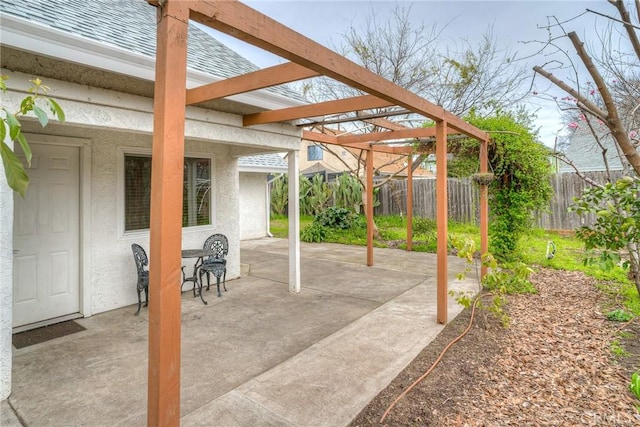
553,152,604,188
604,1,640,60
532,65,607,121
590,6,640,30
567,32,618,121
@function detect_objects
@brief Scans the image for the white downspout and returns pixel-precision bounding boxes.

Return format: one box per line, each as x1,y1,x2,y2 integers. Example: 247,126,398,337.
266,174,280,238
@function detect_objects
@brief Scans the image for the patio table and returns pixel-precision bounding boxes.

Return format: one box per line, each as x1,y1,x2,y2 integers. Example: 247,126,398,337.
181,249,215,305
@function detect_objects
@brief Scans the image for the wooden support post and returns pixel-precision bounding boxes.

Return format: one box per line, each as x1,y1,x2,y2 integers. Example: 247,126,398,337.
287,150,301,292
148,1,189,426
366,149,374,266
436,120,448,324
480,139,489,279
406,155,413,252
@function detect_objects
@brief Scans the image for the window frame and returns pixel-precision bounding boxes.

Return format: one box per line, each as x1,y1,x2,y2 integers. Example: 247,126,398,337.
118,147,216,237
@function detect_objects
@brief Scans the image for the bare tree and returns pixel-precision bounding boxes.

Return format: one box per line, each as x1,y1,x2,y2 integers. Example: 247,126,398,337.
302,3,530,226
533,0,640,178
533,1,640,295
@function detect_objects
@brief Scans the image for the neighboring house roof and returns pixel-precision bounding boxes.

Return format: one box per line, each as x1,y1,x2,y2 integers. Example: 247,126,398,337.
238,153,287,173
375,152,434,178
0,0,305,103
301,162,343,176
559,124,626,173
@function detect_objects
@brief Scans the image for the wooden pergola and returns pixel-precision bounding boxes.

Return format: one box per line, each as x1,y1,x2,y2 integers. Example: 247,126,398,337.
144,0,490,425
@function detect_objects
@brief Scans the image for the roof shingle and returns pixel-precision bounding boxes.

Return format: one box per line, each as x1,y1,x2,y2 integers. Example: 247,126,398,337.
0,0,305,101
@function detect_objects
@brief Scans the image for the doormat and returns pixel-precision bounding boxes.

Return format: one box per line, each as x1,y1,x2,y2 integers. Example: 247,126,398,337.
12,320,86,349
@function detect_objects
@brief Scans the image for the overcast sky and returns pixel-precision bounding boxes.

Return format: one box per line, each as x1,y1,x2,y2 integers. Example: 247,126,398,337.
209,1,619,147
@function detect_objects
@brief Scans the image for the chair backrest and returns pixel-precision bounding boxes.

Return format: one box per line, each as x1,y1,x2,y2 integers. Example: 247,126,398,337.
131,243,149,276
202,234,228,261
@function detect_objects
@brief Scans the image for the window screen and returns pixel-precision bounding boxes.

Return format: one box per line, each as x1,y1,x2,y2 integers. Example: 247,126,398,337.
124,155,211,231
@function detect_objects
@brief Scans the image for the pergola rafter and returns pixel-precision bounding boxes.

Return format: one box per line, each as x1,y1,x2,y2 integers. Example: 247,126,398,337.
362,117,408,130
144,1,490,425
298,108,413,127
186,62,319,105
243,94,394,126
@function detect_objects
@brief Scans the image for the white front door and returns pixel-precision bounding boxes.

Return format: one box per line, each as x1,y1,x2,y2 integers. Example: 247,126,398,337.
13,143,81,328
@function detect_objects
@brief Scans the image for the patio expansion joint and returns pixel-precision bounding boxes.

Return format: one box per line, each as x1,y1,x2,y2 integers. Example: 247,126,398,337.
5,398,27,426
222,279,459,426
301,275,428,305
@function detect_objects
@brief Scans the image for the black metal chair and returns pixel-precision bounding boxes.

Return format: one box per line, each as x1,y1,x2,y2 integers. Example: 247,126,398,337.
131,243,149,315
199,234,228,297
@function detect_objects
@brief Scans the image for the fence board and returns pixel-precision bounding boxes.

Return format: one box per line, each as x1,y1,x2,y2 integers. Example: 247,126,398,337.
372,171,627,230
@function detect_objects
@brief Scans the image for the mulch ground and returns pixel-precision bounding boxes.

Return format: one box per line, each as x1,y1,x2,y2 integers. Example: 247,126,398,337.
350,268,640,426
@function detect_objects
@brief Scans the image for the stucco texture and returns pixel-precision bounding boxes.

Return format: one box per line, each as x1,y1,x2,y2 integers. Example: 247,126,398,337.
10,75,293,318
239,172,269,240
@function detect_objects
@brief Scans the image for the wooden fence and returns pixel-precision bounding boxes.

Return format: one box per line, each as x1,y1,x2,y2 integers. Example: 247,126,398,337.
373,171,627,231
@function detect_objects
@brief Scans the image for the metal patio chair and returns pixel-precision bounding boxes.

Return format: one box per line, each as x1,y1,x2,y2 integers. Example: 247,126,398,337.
131,243,149,315
198,234,228,297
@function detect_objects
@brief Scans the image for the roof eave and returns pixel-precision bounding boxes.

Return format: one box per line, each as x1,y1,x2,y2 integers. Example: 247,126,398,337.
238,165,288,173
0,13,306,111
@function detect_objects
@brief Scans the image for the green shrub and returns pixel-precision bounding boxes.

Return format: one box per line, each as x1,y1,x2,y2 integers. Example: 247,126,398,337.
605,309,634,322
482,257,537,294
301,222,328,243
314,207,359,229
631,371,640,401
412,216,437,243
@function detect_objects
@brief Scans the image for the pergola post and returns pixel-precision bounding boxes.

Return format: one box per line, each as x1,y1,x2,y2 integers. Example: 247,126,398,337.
479,139,489,279
436,120,448,324
287,150,301,292
366,148,374,266
406,155,413,251
147,1,189,425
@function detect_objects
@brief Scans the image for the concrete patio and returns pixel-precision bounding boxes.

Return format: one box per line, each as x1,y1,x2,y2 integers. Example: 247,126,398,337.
1,238,478,426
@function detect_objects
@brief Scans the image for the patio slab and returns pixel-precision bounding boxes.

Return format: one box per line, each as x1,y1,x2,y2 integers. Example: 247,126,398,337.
2,239,479,426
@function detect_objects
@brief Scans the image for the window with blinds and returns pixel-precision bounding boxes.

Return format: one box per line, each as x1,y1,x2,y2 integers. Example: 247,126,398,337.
124,155,211,231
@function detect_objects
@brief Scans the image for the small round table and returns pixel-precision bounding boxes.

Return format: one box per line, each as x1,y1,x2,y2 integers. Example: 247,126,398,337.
181,249,215,305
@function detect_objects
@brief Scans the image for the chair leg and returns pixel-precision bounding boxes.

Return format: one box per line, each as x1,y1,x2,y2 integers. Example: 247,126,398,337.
135,287,142,316
196,269,208,305
144,286,149,307
223,270,227,292
216,275,222,297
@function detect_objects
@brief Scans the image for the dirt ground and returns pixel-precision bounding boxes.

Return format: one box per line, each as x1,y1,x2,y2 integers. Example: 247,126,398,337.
350,268,640,426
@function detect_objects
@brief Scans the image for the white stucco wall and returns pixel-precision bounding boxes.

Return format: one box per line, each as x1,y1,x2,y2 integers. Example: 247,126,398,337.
0,146,13,399
239,173,269,240
1,69,300,318
86,129,242,314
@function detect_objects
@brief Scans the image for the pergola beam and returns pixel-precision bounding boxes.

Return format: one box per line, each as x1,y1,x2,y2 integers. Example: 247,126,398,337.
243,94,394,126
188,0,489,141
186,62,319,105
302,130,414,154
298,108,412,127
363,117,408,130
337,127,459,145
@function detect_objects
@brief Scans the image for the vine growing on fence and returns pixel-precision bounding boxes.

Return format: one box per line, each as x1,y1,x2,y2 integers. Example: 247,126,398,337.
450,110,553,261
